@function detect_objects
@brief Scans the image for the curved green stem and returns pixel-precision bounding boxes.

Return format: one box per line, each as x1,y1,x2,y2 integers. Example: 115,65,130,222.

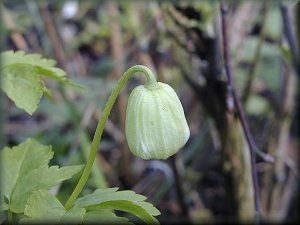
64,65,157,210
7,209,13,224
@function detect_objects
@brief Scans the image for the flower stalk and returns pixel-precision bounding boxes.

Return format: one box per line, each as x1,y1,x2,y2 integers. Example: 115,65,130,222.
64,65,157,210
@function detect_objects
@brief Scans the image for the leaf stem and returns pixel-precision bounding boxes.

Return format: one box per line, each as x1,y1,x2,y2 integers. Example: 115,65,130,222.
64,65,157,210
7,209,13,224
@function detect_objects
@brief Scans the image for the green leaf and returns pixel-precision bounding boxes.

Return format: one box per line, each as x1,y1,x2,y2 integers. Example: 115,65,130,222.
1,138,53,200
1,138,84,213
0,51,84,114
21,189,86,224
0,195,9,211
1,51,65,77
92,201,159,224
22,190,65,224
83,209,132,224
59,207,86,223
1,51,83,88
22,190,131,224
2,64,45,114
75,188,161,224
11,164,83,213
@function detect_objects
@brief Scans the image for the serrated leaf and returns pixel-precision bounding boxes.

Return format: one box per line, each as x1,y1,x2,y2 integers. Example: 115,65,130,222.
83,209,133,224
22,190,131,224
59,207,86,223
2,64,45,114
21,189,86,224
92,200,159,224
1,138,53,200
1,138,84,213
75,188,161,224
22,190,65,224
1,51,84,89
0,51,84,114
11,164,83,213
36,66,84,89
1,51,65,77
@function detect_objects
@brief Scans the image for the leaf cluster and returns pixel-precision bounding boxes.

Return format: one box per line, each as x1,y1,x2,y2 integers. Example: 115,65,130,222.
1,51,83,115
0,51,161,224
0,139,160,224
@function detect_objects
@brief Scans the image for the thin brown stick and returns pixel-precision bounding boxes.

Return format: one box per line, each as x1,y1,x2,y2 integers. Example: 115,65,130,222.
220,1,261,222
280,3,300,76
38,2,69,72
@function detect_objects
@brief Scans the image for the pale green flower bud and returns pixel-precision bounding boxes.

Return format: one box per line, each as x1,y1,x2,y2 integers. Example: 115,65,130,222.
125,82,190,160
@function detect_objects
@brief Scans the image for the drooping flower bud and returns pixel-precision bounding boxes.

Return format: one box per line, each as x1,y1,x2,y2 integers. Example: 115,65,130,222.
125,82,190,160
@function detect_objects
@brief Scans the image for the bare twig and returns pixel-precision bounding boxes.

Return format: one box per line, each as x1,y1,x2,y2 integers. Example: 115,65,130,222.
38,2,69,73
220,1,261,222
280,3,300,76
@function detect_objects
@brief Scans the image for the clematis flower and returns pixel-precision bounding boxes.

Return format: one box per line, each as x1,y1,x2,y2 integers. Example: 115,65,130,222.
125,82,190,160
